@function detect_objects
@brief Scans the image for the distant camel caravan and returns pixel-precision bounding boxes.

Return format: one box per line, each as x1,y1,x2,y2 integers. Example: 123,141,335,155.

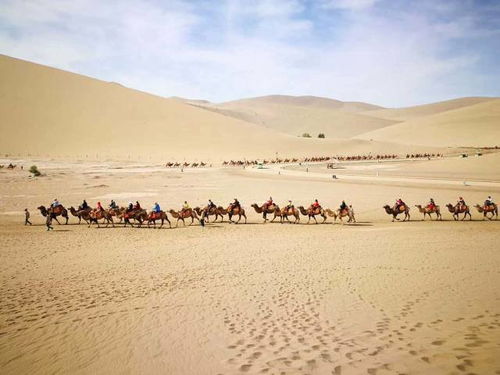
31,195,498,229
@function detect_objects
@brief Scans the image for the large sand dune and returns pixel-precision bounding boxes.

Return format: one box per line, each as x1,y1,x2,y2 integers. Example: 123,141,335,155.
365,97,496,122
0,55,444,161
193,96,396,138
357,99,500,147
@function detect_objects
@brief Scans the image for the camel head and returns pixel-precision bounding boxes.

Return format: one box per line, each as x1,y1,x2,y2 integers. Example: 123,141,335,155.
37,206,48,216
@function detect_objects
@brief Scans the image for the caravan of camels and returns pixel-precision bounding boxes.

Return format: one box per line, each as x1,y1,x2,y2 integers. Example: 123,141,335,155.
35,195,498,230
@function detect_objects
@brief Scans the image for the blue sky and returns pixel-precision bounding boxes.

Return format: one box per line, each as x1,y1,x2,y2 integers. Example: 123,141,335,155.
1,0,499,106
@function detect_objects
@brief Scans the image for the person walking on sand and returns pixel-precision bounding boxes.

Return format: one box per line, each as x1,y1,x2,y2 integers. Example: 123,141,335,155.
24,208,32,226
46,214,53,231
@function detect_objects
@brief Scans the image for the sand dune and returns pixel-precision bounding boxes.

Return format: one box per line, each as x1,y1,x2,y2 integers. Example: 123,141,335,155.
221,95,384,112
357,99,500,147
365,97,496,122
0,55,446,161
193,96,396,138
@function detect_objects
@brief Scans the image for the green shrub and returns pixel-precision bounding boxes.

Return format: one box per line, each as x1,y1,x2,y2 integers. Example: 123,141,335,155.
302,133,311,138
318,133,325,138
29,165,41,177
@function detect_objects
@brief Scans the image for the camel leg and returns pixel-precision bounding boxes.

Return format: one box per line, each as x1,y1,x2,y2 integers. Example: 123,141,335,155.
322,214,327,223
313,216,318,224
65,215,69,224
53,216,61,225
236,215,241,224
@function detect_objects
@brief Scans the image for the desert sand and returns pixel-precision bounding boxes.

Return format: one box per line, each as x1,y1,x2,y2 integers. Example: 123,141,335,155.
1,156,500,375
1,54,500,375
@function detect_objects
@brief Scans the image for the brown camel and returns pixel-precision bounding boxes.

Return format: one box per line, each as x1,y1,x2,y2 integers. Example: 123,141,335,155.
88,209,114,228
69,206,92,224
147,211,171,228
383,204,410,222
474,204,498,220
415,204,442,220
37,205,69,225
325,206,356,224
251,203,279,222
445,204,472,221
226,205,247,224
194,206,222,223
123,209,148,227
297,206,327,224
168,209,199,227
108,207,126,223
276,206,300,224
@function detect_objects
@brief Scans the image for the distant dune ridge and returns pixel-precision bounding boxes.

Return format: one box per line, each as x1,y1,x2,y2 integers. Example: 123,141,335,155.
0,54,498,161
358,99,500,147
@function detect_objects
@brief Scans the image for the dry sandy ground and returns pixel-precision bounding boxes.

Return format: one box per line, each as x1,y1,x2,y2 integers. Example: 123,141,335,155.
1,160,500,375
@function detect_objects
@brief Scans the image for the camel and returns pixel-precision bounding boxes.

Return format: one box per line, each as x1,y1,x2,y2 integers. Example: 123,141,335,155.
325,206,356,224
194,206,222,223
415,204,442,220
88,209,115,228
276,206,300,224
474,204,498,220
69,206,92,224
446,204,472,221
147,211,171,228
297,206,327,224
37,205,69,224
168,209,199,227
251,203,279,223
225,205,247,224
383,204,410,222
108,207,126,223
123,209,148,227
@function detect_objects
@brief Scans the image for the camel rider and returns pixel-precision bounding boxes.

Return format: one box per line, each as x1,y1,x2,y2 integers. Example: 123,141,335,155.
286,200,293,210
311,199,321,212
428,198,436,210
181,201,190,214
340,200,347,213
207,199,216,211
52,198,61,208
263,197,274,211
134,201,141,210
484,196,494,208
153,202,161,213
126,203,134,212
231,198,241,211
80,200,89,210
96,202,104,212
394,198,405,212
109,200,118,209
456,197,466,210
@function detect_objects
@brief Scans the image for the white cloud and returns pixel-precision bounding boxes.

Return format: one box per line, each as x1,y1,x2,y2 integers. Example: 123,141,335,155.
320,0,379,11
